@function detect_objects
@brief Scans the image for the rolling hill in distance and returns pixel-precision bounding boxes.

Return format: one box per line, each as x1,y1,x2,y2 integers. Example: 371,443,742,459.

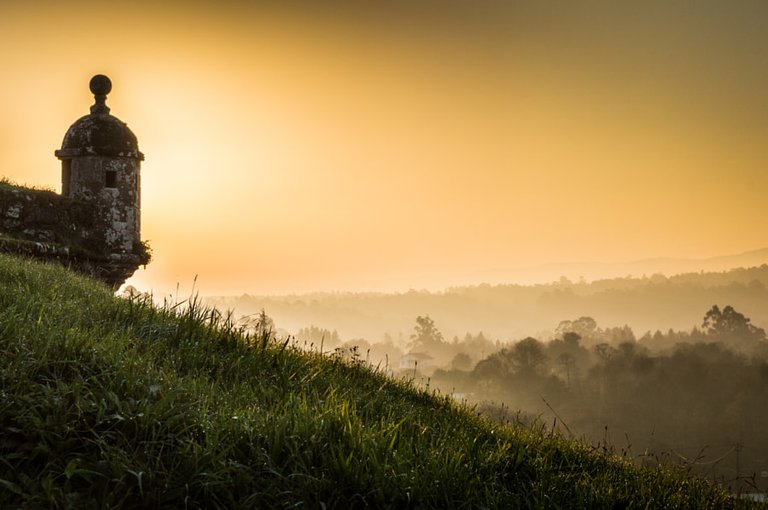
473,248,768,286
205,249,768,346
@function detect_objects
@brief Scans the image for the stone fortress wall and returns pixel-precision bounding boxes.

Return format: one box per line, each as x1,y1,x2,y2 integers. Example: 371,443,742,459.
0,182,149,287
0,183,99,254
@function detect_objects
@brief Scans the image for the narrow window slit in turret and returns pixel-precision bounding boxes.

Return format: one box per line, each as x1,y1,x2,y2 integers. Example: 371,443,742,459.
105,170,117,188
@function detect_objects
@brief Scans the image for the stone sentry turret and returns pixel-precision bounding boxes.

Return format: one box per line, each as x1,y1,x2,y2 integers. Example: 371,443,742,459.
55,74,143,255
0,74,150,288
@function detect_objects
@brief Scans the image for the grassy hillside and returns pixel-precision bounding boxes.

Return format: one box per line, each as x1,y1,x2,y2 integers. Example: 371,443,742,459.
0,254,759,509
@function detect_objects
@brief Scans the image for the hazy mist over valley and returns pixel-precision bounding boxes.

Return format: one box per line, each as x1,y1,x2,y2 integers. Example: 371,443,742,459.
201,258,768,492
205,251,768,345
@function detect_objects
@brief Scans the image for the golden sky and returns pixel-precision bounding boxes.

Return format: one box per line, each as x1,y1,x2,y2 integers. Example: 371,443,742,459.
2,1,768,295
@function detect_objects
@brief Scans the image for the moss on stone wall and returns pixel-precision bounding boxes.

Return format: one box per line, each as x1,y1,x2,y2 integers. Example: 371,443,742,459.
0,180,150,287
0,182,102,254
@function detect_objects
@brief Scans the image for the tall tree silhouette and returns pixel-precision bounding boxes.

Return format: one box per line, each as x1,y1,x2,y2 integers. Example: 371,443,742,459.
409,315,445,352
702,305,765,345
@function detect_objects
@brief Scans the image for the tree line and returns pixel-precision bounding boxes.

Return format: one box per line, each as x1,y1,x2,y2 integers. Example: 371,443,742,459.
244,303,768,491
429,305,768,492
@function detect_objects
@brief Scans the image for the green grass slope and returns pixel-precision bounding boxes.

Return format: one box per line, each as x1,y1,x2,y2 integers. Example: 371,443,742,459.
0,253,759,509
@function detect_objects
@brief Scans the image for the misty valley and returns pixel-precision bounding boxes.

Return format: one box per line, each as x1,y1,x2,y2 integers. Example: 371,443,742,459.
205,265,768,495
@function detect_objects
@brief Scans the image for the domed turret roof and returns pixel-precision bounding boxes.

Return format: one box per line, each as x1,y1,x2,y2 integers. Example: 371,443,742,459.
55,75,144,161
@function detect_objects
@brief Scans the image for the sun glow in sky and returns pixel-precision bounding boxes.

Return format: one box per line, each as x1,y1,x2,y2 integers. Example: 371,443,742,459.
2,1,768,296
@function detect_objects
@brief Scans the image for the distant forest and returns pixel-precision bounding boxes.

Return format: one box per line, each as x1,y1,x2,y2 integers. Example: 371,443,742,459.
207,265,768,492
243,303,768,493
428,306,768,492
207,264,768,343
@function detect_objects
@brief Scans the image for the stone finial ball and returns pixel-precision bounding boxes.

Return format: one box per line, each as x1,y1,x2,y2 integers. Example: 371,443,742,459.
89,75,112,96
